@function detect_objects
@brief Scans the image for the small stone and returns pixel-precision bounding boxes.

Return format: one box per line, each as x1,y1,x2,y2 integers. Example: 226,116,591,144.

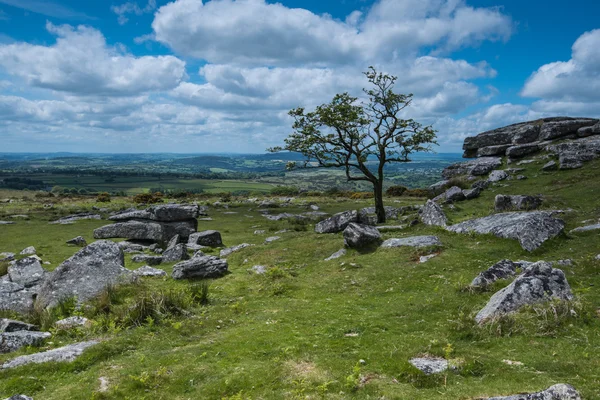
325,249,347,261
250,265,267,274
381,236,442,248
264,236,281,244
488,170,509,183
409,357,448,375
220,243,253,258
542,160,558,171
19,247,36,256
66,236,87,246
55,316,90,330
133,266,167,277
419,254,437,263
0,252,15,263
131,255,163,265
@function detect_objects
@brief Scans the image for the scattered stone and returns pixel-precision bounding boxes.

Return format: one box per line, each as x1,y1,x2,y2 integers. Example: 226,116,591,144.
55,316,90,330
2,340,99,369
358,206,398,225
309,204,320,211
0,319,37,333
542,160,558,171
343,223,381,249
482,383,581,400
51,213,101,224
4,394,33,399
494,195,543,212
250,265,267,275
547,136,600,170
419,254,437,263
516,175,527,180
0,281,35,314
118,241,147,253
444,186,465,202
325,249,347,261
172,256,228,279
409,357,448,375
254,230,266,235
36,241,132,309
442,157,502,178
19,247,36,256
470,260,519,288
463,187,482,200
315,210,358,234
429,180,450,195
133,266,167,277
220,243,254,258
376,225,406,232
161,244,189,263
570,223,600,233
264,236,281,244
447,211,565,252
475,262,572,323
66,236,87,246
488,170,509,183
381,236,442,248
188,230,223,247
0,221,15,225
7,257,45,288
0,253,15,263
0,331,51,353
420,200,447,227
131,255,163,265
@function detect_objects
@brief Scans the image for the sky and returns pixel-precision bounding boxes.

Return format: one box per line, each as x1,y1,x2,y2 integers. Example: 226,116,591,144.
0,0,599,154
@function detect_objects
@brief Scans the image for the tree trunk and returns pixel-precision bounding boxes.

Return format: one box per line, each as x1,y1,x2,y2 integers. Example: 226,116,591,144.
373,180,386,224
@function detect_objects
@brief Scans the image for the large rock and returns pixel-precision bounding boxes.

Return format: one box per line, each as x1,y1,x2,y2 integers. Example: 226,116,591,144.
442,157,502,178
475,262,572,323
444,186,465,202
7,257,45,288
0,281,35,314
539,119,597,141
476,144,512,157
488,170,509,183
94,220,196,244
494,195,543,212
420,200,447,227
172,256,228,279
482,384,581,400
357,207,398,225
109,204,200,222
381,236,442,248
409,357,448,375
188,230,223,247
0,319,37,333
131,255,163,265
2,340,99,369
36,241,132,309
505,143,542,159
546,136,600,170
470,260,519,287
315,210,358,233
161,244,189,263
447,212,564,252
343,223,381,249
0,331,51,354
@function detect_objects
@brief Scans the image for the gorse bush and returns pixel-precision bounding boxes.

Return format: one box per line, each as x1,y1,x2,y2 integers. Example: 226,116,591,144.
270,186,300,196
96,192,111,203
386,185,408,196
133,192,163,204
404,188,430,198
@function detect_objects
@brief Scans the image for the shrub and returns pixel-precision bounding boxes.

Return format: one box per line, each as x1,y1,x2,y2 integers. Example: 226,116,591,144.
386,185,408,196
446,177,471,190
404,188,430,198
0,261,8,277
218,192,232,203
133,192,163,204
350,192,373,199
270,186,300,196
96,192,111,203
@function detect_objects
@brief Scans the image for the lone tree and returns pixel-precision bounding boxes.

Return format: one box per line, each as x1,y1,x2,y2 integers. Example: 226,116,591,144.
269,67,437,223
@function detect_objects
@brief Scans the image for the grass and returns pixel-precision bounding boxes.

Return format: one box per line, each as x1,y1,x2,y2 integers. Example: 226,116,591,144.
0,158,599,399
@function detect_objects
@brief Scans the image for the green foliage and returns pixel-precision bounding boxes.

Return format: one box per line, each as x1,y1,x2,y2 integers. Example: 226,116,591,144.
404,188,430,198
385,185,408,196
270,186,300,196
0,261,8,276
132,192,163,204
96,192,111,203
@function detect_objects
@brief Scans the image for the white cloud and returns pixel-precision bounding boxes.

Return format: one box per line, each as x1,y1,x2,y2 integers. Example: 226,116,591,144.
152,0,512,65
112,0,156,25
0,22,186,96
0,0,91,19
522,29,600,103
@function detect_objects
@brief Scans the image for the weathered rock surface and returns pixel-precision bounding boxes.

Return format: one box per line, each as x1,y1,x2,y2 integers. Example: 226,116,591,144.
0,331,51,353
264,236,281,244
133,266,167,277
570,223,600,233
131,255,163,265
442,157,502,178
325,249,346,261
66,236,87,246
470,260,519,287
420,200,447,227
36,241,132,308
475,262,572,323
172,256,228,279
542,160,558,171
7,257,45,288
546,135,600,170
220,243,253,258
429,180,449,195
409,357,448,375
188,230,223,247
444,186,466,202
463,187,482,200
482,383,581,400
109,204,200,222
161,244,189,263
488,170,509,183
2,340,99,369
19,247,36,256
315,210,358,233
0,319,37,333
51,213,101,224
0,281,35,314
343,223,381,249
447,212,565,252
357,207,398,225
539,119,597,141
494,195,543,212
381,236,442,248
0,253,15,263
55,316,90,330
4,394,33,399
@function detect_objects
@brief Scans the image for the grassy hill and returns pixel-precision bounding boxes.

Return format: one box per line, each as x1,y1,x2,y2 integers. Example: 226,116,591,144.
0,156,598,399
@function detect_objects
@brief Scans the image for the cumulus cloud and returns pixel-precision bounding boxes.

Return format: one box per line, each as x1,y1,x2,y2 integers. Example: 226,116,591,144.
0,22,186,96
522,29,600,103
152,0,512,65
112,0,156,25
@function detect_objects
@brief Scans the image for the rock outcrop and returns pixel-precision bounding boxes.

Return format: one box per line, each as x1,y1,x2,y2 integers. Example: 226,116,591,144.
343,223,381,249
7,257,45,288
36,241,132,309
0,331,51,354
172,256,228,279
94,204,200,244
442,157,502,178
161,244,189,263
381,236,442,248
220,243,253,258
315,210,358,233
470,260,520,288
188,230,223,247
409,357,448,375
494,195,543,212
475,262,572,323
447,212,564,252
420,200,447,227
0,281,35,314
482,384,581,400
2,341,99,369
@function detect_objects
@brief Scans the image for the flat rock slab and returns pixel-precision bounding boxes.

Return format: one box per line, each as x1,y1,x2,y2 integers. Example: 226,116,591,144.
2,340,99,369
109,204,200,222
325,249,346,261
381,236,442,248
0,319,37,333
172,256,228,279
220,243,254,258
570,223,600,233
0,281,36,315
8,257,45,288
483,383,581,400
409,357,448,375
475,261,572,323
447,212,565,252
471,259,519,287
0,331,52,353
0,253,15,262
343,223,381,249
133,266,167,277
188,230,223,247
51,213,101,224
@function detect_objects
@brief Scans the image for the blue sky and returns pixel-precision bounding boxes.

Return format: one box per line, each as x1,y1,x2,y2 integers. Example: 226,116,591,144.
0,0,599,153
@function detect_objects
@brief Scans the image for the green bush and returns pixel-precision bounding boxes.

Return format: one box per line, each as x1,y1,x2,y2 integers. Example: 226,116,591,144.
270,186,300,196
133,192,163,204
96,192,111,202
386,185,408,196
404,188,430,198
